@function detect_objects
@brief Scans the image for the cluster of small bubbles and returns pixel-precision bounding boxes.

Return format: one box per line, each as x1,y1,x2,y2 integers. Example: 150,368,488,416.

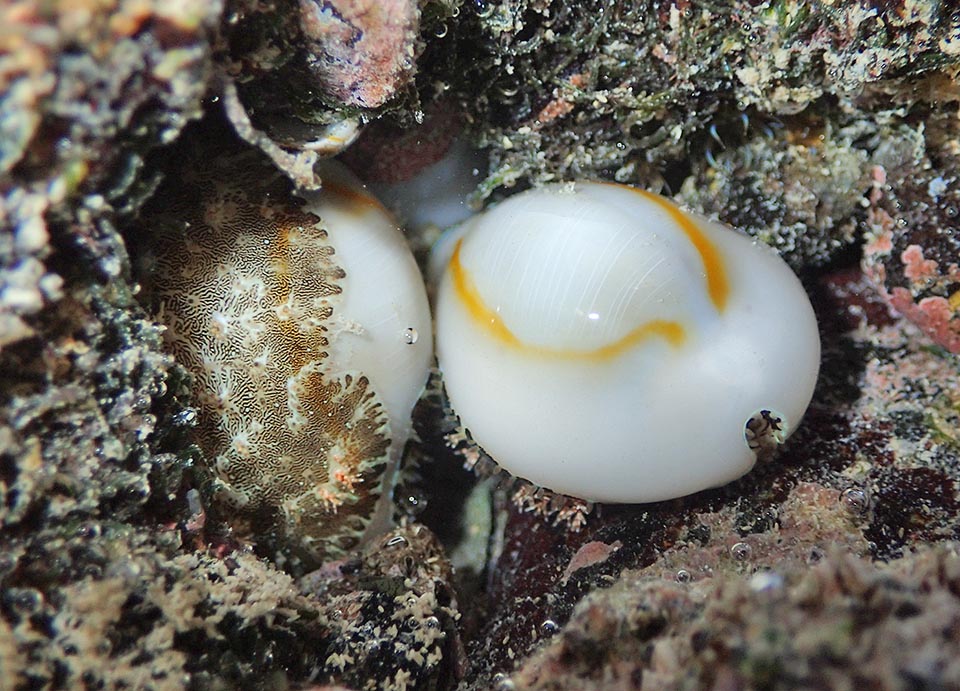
675,569,692,583
730,542,752,561
840,486,869,514
492,673,516,690
403,327,419,345
540,619,559,635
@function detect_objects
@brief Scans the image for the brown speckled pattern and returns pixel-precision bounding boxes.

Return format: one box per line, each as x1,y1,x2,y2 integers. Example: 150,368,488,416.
142,148,391,562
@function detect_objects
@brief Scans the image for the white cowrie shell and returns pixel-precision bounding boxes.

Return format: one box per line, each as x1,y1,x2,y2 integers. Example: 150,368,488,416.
434,181,820,503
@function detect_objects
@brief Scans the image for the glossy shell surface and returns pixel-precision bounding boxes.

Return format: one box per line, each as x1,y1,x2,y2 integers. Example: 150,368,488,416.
434,182,820,503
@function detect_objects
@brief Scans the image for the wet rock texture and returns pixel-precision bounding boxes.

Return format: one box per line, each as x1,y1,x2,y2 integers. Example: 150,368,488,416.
1,1,456,688
510,546,960,690
861,110,960,353
1,0,960,689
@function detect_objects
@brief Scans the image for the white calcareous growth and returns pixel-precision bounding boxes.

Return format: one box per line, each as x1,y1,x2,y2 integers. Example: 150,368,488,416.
434,182,820,503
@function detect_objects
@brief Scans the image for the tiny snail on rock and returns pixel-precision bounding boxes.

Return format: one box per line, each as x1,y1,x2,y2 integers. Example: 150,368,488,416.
140,146,432,562
433,181,820,503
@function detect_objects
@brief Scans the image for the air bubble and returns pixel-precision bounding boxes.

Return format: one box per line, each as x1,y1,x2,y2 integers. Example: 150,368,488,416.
77,522,102,539
364,640,382,654
172,409,198,427
675,569,691,583
541,619,559,634
403,327,419,345
476,1,495,19
840,487,869,514
730,542,752,561
402,490,427,515
385,534,408,548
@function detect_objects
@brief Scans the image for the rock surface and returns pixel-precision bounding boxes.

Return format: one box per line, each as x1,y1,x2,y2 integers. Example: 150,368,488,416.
1,1,959,689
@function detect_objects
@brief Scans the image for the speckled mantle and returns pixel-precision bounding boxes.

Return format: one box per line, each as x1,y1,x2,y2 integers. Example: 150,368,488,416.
1,1,959,689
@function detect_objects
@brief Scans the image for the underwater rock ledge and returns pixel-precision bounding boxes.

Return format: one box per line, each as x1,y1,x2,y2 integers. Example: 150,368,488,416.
1,0,959,689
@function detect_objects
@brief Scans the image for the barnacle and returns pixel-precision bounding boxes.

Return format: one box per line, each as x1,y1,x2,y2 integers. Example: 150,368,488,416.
141,146,431,561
